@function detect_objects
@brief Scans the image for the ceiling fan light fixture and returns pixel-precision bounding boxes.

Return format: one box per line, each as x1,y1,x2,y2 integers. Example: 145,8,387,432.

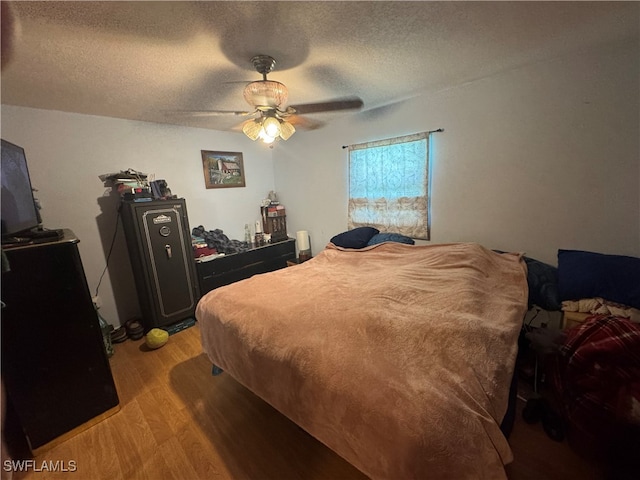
183,55,362,141
258,130,276,144
262,116,281,138
243,80,288,108
242,115,296,144
279,120,295,140
242,119,262,141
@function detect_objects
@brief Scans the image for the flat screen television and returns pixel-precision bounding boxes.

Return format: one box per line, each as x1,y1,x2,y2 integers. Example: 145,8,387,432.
1,139,42,238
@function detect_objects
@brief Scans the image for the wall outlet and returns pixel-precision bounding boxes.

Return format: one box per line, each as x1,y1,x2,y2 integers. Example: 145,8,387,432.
91,295,102,309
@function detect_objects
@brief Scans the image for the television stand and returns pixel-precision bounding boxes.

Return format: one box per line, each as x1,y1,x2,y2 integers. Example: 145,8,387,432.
1,229,120,454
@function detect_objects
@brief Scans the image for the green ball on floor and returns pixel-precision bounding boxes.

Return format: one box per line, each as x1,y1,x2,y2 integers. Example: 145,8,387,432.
145,328,169,349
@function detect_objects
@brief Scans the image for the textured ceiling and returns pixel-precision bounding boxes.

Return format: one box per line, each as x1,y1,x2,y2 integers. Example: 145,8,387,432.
1,1,638,133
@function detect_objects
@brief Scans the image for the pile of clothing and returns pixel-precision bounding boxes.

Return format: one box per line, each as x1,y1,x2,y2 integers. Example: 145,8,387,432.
551,314,640,477
192,226,249,255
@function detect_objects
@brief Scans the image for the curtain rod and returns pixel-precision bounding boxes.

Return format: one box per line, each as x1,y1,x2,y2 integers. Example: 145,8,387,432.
341,128,444,149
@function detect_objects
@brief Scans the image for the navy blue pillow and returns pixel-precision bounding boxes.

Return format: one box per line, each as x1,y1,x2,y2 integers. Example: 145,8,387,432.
558,249,640,309
330,227,379,249
367,233,415,246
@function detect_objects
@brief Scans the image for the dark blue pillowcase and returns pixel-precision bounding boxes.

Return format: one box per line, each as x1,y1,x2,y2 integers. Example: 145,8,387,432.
367,233,415,246
330,227,379,249
557,249,640,309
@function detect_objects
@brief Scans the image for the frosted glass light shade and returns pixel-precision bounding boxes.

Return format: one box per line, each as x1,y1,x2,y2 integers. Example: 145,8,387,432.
243,80,288,107
242,119,262,140
279,121,295,140
242,115,296,143
262,116,281,137
258,130,276,144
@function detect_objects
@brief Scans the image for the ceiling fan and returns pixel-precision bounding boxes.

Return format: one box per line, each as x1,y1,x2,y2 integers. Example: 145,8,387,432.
186,55,363,144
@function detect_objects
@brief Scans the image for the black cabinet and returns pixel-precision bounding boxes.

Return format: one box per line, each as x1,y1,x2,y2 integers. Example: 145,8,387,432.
197,238,296,295
1,230,119,455
120,199,200,332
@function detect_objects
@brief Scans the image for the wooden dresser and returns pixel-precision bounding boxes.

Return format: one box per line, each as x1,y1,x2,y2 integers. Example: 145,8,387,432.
196,238,296,296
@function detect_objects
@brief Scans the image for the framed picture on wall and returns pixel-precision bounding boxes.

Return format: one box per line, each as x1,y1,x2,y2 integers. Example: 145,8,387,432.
201,150,246,189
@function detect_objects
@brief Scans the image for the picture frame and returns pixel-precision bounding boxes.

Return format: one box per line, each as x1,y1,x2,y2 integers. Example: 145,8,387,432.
201,150,246,189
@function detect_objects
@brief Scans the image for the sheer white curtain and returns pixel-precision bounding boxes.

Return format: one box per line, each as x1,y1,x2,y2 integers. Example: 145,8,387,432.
348,132,430,239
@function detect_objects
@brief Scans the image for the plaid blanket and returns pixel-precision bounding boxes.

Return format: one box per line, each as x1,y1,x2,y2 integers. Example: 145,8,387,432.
552,315,640,466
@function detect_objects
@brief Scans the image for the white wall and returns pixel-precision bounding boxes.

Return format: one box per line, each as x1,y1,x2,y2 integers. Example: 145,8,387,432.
0,107,274,326
274,39,640,266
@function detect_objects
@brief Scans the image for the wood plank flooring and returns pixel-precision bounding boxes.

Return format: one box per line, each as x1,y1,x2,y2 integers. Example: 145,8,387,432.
11,324,602,480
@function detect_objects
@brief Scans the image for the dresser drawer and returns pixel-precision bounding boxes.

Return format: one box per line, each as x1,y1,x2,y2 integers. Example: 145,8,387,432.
197,238,296,295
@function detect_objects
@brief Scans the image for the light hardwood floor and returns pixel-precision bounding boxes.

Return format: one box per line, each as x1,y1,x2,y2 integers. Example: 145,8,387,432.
12,324,602,480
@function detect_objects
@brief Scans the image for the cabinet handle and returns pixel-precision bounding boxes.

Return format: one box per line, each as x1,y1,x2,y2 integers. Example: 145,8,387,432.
165,244,172,259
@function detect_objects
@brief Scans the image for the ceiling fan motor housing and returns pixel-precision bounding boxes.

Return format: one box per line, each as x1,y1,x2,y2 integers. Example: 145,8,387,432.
243,80,288,108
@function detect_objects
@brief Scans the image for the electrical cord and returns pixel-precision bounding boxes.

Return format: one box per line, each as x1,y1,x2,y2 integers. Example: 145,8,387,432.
94,205,121,298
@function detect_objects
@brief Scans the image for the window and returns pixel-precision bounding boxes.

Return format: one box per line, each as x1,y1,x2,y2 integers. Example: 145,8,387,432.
348,132,430,240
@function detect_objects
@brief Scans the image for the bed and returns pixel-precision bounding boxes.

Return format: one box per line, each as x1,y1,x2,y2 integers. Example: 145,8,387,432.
196,241,528,479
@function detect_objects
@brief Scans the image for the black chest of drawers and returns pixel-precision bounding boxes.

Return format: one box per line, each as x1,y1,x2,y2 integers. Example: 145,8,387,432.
1,230,120,455
196,238,296,296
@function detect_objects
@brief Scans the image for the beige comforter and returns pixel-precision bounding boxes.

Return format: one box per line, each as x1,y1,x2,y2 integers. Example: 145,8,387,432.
197,242,528,479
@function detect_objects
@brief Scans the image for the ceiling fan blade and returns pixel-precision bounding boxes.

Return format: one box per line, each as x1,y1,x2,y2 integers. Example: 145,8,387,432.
229,121,247,133
287,97,363,115
167,109,257,117
286,115,325,131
